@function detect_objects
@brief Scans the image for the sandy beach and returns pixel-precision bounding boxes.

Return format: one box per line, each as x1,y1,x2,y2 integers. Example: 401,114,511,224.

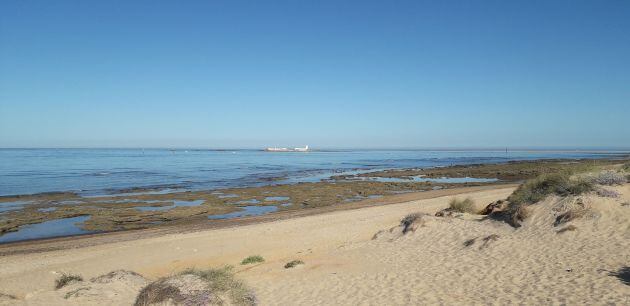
1,183,628,305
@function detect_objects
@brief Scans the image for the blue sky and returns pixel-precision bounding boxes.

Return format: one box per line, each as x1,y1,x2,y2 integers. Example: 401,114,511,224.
1,1,629,149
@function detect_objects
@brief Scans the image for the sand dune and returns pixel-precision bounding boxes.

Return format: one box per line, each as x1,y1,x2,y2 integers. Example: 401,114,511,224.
0,185,628,305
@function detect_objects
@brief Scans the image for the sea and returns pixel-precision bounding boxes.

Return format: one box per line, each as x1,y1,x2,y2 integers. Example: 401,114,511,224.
1,148,628,197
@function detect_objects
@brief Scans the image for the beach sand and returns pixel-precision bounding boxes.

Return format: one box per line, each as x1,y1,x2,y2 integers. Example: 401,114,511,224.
0,185,628,305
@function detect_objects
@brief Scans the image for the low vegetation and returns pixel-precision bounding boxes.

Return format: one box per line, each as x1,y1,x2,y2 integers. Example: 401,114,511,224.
135,266,255,306
554,208,587,227
479,234,499,249
448,197,476,213
489,171,595,227
64,287,89,299
463,237,477,247
400,213,426,234
55,273,83,290
623,162,630,172
596,188,619,198
508,172,594,205
241,255,265,265
284,260,304,269
592,170,626,186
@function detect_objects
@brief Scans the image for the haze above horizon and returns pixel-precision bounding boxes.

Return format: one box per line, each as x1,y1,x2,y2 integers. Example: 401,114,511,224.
1,1,629,148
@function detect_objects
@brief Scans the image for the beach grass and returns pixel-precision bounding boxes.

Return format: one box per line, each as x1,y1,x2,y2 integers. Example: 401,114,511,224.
241,255,265,265
55,273,83,290
135,266,255,306
284,260,304,269
448,197,476,213
491,170,595,227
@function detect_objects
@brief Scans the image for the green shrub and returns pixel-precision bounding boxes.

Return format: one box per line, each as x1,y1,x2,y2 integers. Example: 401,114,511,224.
241,255,265,265
489,171,593,228
55,273,83,290
448,197,475,213
623,162,630,171
284,260,304,269
507,172,593,206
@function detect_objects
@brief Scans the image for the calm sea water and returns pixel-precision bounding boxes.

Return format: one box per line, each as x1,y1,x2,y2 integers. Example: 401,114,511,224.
0,149,626,197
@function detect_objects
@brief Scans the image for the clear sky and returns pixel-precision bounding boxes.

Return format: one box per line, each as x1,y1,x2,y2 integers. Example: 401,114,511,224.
1,1,629,149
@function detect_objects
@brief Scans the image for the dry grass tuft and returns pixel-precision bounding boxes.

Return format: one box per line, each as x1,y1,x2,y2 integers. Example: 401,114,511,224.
90,270,143,283
241,255,265,265
508,172,594,206
553,208,586,227
463,237,477,247
284,260,305,269
488,171,594,227
134,266,255,306
556,225,577,234
400,213,426,234
448,197,476,213
64,287,90,299
55,273,83,290
479,234,499,249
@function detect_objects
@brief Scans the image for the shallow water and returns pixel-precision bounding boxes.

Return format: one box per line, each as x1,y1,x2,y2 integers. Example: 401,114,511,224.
208,205,278,220
0,216,93,243
136,200,205,211
1,148,623,197
0,201,32,212
351,176,499,183
37,207,57,212
264,196,290,201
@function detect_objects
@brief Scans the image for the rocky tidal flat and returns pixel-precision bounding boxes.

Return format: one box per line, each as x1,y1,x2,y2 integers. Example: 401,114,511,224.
0,158,625,240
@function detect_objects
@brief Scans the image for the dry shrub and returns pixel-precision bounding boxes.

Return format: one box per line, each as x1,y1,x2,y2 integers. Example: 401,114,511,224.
596,188,620,198
64,287,90,299
55,273,83,290
400,213,425,234
508,173,593,206
284,260,304,269
91,270,143,283
593,171,626,186
448,198,475,213
134,266,255,306
463,237,477,247
553,208,586,227
488,172,593,228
